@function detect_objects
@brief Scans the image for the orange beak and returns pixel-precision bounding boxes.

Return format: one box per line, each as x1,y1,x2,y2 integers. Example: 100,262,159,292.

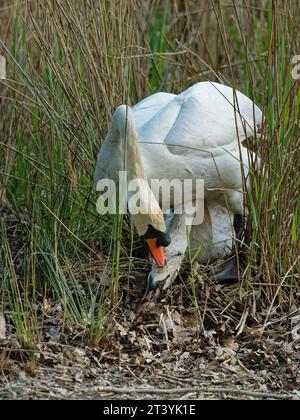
145,238,166,268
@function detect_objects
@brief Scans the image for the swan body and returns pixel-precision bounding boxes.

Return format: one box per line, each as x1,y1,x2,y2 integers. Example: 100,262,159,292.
133,83,261,193
94,82,262,296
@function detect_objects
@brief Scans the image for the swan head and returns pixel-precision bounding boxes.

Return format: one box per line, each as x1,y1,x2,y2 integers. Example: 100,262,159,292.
131,211,171,268
136,212,188,312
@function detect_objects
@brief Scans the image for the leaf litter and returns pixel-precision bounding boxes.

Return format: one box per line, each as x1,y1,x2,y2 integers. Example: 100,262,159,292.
1,269,300,400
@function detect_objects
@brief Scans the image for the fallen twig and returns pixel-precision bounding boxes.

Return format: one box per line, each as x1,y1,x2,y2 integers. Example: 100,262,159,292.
94,386,292,400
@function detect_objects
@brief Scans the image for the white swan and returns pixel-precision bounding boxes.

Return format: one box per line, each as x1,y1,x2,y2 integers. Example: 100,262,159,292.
94,82,262,301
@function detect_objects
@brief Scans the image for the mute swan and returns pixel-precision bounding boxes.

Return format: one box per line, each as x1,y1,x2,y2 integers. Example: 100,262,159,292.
94,82,262,301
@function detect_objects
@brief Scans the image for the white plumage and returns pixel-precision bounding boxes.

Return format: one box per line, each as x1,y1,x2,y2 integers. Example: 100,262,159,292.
94,81,262,290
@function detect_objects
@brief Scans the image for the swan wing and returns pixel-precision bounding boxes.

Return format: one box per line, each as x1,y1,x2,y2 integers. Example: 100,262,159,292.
137,82,262,155
133,92,176,130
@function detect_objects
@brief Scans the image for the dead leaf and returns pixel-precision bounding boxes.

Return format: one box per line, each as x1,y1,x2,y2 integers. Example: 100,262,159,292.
141,349,155,363
115,322,127,337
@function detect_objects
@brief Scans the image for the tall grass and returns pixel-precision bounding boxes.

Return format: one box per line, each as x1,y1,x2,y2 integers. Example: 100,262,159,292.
0,0,299,351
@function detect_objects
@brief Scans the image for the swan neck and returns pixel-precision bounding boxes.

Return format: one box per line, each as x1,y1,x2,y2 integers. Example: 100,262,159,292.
124,130,144,182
